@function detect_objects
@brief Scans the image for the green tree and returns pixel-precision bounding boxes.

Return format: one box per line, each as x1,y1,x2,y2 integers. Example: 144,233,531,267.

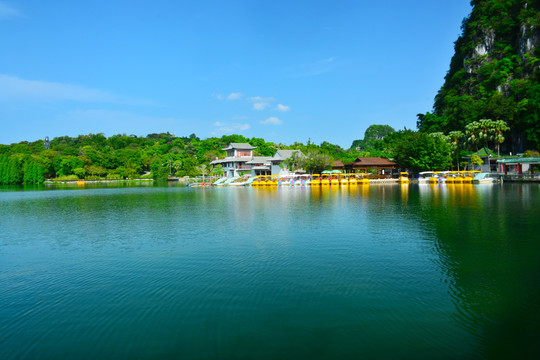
448,130,465,170
389,130,452,171
492,120,510,157
294,151,333,174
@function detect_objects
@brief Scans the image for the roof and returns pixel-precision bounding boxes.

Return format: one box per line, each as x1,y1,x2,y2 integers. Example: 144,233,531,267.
245,156,273,165
465,147,497,158
210,156,252,165
222,143,256,151
332,160,344,168
252,165,271,170
273,149,303,160
496,157,540,164
345,157,398,167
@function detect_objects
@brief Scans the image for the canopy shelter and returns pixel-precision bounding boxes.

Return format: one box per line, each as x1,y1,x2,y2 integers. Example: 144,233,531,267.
497,157,540,176
343,157,399,178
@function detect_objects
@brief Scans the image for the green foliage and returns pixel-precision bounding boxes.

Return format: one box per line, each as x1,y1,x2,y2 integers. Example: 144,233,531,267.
351,125,395,150
417,0,540,150
471,154,484,166
387,130,452,171
293,151,333,174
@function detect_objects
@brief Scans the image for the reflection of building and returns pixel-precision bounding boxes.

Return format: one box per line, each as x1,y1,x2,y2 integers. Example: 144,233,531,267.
341,157,399,178
210,143,256,177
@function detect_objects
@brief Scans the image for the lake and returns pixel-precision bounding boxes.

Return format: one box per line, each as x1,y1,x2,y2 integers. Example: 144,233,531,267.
1,183,539,359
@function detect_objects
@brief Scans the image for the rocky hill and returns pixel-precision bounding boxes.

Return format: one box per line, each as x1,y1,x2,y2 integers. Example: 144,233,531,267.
417,0,539,152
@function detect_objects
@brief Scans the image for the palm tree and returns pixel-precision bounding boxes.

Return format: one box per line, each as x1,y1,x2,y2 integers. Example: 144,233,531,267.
477,119,495,150
465,122,480,152
492,120,510,158
448,130,464,170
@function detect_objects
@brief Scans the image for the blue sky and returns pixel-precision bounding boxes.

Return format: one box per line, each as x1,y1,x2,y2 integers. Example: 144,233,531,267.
0,0,472,148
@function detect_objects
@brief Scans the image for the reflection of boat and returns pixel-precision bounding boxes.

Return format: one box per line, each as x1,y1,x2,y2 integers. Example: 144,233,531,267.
472,172,499,184
418,171,433,184
399,172,409,184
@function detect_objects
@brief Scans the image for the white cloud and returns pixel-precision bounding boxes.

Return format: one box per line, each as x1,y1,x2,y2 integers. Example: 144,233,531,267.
213,121,250,133
253,102,270,111
276,104,290,112
0,74,154,105
215,93,224,100
0,1,22,19
248,96,274,111
260,117,282,125
227,92,243,100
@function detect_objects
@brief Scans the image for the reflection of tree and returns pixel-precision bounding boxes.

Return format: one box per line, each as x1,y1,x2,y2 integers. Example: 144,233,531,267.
419,184,540,358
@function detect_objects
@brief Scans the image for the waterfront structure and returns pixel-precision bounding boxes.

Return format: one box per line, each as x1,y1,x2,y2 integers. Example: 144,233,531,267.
343,157,399,178
211,146,304,177
246,156,273,176
269,150,304,177
210,143,256,177
497,157,540,178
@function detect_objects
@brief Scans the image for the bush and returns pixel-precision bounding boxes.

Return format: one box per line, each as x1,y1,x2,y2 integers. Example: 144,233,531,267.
54,175,79,181
106,174,123,180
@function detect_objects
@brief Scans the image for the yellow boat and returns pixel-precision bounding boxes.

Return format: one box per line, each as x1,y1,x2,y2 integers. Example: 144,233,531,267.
399,172,409,184
349,174,358,186
446,171,456,184
358,173,370,185
321,173,330,186
463,170,480,183
311,174,321,186
330,174,340,186
454,171,464,184
339,174,349,186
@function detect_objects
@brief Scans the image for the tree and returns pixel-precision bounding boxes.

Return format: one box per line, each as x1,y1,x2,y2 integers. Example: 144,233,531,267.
448,130,465,170
389,130,452,171
492,120,510,158
294,151,333,174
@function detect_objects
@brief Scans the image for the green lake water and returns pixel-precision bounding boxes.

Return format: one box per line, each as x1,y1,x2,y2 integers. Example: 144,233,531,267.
1,183,539,359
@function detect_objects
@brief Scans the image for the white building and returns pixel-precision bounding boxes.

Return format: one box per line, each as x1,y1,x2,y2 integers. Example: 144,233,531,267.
210,143,256,177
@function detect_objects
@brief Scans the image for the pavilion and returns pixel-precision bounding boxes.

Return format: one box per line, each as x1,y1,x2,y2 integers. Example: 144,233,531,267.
341,157,399,178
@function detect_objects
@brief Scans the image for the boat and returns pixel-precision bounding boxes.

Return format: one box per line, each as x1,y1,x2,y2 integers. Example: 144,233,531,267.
463,170,480,183
229,176,252,186
212,178,227,186
418,171,433,184
473,172,499,183
435,171,450,183
311,174,321,186
358,173,370,185
339,174,349,186
294,174,310,186
321,174,330,186
214,176,240,186
446,171,457,184
399,172,409,184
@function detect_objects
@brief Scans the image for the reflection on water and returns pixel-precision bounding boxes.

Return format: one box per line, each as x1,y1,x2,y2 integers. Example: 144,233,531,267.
1,184,539,359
